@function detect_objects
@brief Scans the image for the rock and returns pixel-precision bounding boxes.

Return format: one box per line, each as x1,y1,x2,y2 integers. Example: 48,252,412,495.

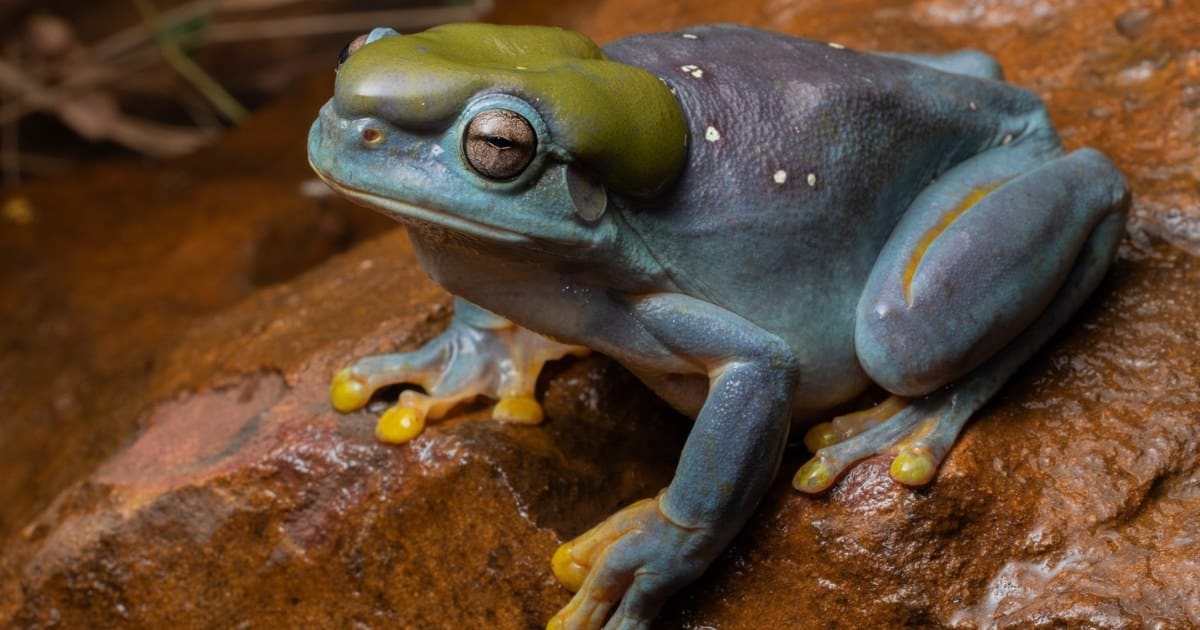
0,76,392,545
1,231,688,627
3,0,1200,627
1114,7,1154,39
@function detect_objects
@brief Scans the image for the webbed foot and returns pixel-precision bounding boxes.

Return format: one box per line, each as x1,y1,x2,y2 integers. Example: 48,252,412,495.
331,298,587,443
793,391,969,493
548,496,715,630
802,395,910,452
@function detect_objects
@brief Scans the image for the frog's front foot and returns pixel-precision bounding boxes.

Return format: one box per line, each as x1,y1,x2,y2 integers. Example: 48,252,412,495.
330,298,588,443
794,391,970,492
548,495,716,630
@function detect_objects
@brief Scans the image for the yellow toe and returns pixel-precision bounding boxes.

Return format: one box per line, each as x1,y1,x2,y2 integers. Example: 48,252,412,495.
375,406,425,444
330,368,370,412
890,448,937,486
493,396,544,425
550,542,588,592
792,458,835,493
803,422,838,452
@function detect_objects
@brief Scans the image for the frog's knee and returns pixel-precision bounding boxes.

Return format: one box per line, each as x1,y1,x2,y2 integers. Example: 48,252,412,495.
885,49,1003,80
1068,148,1131,207
853,305,962,397
942,49,1003,80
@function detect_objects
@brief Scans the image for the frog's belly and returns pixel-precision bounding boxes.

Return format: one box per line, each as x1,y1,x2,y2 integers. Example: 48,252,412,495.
614,279,873,422
642,336,871,421
626,357,870,424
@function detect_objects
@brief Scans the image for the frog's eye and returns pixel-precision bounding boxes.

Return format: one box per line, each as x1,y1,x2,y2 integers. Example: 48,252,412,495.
337,34,370,70
463,109,537,180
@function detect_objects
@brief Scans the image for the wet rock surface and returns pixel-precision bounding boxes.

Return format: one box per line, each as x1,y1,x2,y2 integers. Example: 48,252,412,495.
1,232,687,627
2,0,1199,627
0,75,394,546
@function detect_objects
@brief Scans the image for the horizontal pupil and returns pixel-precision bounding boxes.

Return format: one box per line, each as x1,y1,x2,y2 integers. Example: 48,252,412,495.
486,136,516,149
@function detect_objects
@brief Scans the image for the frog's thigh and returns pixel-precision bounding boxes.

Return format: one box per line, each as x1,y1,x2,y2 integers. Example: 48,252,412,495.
855,143,1129,397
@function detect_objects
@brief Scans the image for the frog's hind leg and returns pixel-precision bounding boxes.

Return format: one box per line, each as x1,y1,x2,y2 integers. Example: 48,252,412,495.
880,50,1003,80
330,298,588,443
795,133,1129,493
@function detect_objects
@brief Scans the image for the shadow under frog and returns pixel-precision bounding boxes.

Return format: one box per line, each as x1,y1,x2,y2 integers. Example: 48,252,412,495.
307,23,1129,629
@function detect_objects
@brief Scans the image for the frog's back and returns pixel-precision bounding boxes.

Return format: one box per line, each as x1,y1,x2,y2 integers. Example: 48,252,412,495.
602,25,1047,236
602,25,1053,410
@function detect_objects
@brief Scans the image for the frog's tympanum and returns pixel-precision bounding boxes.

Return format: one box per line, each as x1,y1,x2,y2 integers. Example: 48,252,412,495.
308,23,1129,629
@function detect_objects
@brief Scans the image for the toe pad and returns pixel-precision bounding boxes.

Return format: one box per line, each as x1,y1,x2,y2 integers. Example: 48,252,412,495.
330,368,370,412
375,406,425,443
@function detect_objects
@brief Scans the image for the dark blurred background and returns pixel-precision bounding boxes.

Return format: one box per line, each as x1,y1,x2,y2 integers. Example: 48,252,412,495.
0,0,602,190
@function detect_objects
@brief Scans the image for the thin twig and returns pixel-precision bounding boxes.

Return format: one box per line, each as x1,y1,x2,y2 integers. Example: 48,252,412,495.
94,0,315,62
0,59,57,118
93,1,213,62
130,0,248,123
205,5,493,43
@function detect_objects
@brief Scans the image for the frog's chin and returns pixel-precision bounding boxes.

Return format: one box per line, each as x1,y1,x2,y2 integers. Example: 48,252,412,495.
309,164,536,247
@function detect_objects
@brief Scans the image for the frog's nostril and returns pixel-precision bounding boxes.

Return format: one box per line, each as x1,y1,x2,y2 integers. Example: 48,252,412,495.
362,127,384,145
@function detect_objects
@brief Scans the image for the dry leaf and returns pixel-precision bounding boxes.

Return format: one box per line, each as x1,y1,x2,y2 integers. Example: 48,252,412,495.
215,0,310,12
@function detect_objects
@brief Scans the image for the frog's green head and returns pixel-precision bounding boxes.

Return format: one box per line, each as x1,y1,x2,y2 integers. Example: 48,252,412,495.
307,23,687,248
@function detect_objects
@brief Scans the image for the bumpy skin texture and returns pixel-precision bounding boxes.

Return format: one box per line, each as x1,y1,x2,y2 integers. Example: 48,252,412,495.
308,23,1129,629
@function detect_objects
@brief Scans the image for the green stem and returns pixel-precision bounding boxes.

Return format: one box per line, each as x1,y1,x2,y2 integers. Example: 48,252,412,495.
130,0,248,123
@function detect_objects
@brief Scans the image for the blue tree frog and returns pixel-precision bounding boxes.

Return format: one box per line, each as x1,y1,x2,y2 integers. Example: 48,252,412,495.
308,23,1129,629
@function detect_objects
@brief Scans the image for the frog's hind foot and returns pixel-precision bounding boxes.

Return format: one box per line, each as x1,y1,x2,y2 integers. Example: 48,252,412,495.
802,395,911,453
330,298,588,443
793,392,969,493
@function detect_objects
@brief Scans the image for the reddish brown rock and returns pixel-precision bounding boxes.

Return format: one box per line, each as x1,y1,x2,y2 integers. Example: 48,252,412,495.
3,0,1199,628
0,75,392,545
1,232,688,627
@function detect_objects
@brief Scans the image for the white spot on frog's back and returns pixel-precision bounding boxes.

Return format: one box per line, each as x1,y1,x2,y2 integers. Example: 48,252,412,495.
680,64,704,78
705,126,721,142
807,173,818,187
827,42,845,49
773,170,788,184
431,145,444,156
682,33,698,39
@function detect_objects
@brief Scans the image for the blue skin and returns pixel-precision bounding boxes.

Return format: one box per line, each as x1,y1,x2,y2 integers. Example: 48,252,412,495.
309,24,1129,630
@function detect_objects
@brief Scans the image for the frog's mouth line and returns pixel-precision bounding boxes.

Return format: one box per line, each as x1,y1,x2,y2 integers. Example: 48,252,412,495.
309,161,536,246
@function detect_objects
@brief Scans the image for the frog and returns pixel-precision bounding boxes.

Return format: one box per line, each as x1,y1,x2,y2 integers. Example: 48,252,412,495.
307,22,1129,629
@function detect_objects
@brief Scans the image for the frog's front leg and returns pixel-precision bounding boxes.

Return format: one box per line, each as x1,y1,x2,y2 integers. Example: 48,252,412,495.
549,294,798,629
330,297,588,442
796,130,1129,492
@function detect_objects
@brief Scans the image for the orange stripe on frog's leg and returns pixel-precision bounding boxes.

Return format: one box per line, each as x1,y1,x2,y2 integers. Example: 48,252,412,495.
902,183,999,305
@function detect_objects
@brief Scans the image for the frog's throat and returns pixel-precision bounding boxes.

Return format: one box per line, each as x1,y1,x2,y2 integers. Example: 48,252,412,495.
309,163,535,246
336,23,688,198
